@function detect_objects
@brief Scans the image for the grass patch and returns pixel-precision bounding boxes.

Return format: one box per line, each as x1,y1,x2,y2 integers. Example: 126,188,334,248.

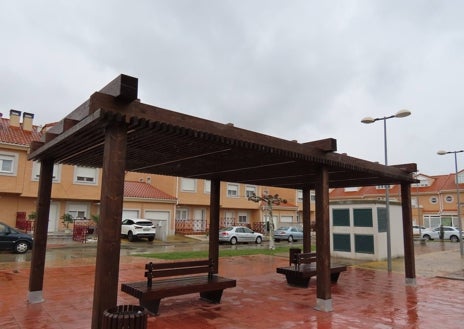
136,244,304,260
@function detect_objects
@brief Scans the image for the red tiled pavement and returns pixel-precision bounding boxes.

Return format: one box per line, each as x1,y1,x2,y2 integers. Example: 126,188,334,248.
1,253,463,328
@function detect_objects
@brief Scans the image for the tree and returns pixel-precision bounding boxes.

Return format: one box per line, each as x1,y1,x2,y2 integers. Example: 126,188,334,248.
248,192,287,250
60,213,74,229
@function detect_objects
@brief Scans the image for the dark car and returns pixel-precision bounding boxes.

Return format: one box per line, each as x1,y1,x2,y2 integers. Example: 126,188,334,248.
0,221,33,253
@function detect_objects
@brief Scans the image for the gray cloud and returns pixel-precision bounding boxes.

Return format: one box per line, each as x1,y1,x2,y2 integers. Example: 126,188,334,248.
1,0,464,175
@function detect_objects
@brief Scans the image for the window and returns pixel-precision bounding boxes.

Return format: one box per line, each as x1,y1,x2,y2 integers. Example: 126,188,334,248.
333,233,351,252
66,203,88,220
227,183,239,198
32,161,61,182
445,195,454,203
412,177,431,187
0,153,17,175
203,180,211,193
180,178,196,192
297,190,315,202
74,166,98,184
176,209,188,220
245,185,257,198
238,212,248,223
68,210,85,219
353,208,373,227
429,196,438,204
333,209,350,226
355,234,374,254
457,172,464,184
377,208,387,233
424,215,441,228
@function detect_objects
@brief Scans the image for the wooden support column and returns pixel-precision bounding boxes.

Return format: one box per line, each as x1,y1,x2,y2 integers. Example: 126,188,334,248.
401,182,416,285
28,157,54,303
91,120,127,329
209,178,220,273
315,166,332,312
302,186,312,253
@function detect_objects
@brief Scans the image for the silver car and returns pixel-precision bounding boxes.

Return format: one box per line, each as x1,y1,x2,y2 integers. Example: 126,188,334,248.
421,226,463,242
273,226,303,242
219,226,263,245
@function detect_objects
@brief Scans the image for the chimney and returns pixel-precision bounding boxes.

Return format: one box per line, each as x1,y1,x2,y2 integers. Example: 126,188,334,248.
9,109,21,127
22,112,34,131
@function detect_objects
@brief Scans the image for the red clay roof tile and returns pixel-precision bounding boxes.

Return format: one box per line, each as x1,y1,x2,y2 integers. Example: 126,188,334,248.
124,181,176,200
0,118,41,145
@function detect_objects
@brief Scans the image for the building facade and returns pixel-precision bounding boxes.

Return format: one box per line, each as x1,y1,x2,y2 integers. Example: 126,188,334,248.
329,173,464,229
2,110,461,238
0,111,312,237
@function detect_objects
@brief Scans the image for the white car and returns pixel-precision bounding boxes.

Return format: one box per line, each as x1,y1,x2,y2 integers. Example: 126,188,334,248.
421,226,463,242
219,226,263,245
121,218,156,242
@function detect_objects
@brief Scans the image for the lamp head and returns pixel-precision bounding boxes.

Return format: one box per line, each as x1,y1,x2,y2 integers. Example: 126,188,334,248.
437,150,448,155
395,109,411,118
361,117,375,124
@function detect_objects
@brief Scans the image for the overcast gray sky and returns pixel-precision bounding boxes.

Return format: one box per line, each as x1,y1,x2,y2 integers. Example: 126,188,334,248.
1,1,463,176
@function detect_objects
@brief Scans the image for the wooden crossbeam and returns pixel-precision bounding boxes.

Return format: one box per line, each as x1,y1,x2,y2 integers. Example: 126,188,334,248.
100,74,138,102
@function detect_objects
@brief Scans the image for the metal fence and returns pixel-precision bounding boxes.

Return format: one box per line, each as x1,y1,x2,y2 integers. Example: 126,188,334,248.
175,219,267,235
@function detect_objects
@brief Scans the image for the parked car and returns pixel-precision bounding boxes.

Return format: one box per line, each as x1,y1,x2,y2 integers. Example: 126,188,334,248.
421,226,464,242
219,226,263,245
273,226,303,242
121,218,156,242
0,221,33,253
412,225,426,235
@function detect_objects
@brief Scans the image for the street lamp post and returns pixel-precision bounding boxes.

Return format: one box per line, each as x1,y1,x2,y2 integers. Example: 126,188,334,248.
361,109,411,272
437,149,464,257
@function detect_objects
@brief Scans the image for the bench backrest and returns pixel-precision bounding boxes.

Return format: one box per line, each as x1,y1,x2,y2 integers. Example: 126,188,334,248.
145,259,214,287
291,252,316,270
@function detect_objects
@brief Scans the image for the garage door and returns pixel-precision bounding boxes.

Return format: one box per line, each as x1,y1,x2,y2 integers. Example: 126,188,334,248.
280,216,293,223
122,210,139,220
145,211,171,241
145,211,170,221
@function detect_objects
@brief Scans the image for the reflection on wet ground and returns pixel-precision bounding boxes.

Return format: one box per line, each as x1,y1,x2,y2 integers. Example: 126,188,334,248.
1,247,463,329
1,236,463,328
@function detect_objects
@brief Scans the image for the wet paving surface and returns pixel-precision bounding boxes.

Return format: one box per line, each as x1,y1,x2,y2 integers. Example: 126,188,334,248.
0,238,463,328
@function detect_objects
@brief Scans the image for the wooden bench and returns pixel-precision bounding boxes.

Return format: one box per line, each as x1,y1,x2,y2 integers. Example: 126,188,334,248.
121,259,236,315
276,251,347,287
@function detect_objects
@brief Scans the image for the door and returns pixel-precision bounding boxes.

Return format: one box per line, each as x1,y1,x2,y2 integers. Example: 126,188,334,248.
193,208,206,232
47,202,59,232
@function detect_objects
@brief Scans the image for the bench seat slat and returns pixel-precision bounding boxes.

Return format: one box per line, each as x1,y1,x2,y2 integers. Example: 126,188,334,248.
150,266,211,278
146,260,210,270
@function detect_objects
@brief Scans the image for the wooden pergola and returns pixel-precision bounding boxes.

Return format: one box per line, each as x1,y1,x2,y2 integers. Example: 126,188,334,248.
27,74,418,329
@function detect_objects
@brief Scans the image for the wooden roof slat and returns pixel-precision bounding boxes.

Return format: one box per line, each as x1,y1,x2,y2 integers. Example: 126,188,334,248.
27,74,418,189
